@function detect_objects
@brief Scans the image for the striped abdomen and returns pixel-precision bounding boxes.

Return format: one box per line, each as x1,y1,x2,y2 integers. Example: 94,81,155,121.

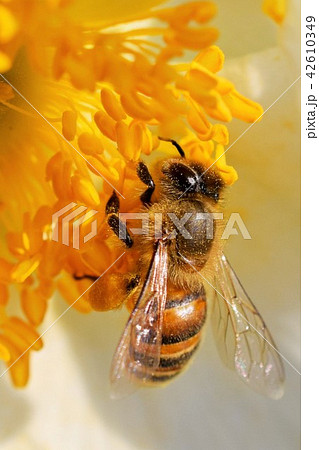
144,284,207,385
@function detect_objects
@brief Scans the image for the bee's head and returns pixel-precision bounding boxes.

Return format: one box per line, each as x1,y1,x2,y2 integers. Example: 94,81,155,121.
161,159,224,202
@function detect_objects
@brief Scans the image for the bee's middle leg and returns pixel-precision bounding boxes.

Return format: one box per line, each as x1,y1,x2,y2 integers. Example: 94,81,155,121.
137,161,155,206
106,191,133,248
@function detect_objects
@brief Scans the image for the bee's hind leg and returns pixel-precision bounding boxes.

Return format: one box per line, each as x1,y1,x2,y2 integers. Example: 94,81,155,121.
137,162,155,207
105,191,134,248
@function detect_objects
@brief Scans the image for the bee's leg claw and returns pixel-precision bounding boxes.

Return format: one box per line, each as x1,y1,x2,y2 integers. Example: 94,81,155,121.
106,190,120,215
137,162,155,206
105,191,134,248
108,213,133,248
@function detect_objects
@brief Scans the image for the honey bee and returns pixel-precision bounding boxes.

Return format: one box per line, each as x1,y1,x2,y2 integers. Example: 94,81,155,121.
88,138,285,399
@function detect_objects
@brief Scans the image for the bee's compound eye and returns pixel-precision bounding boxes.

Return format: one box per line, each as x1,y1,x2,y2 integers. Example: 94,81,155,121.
200,172,224,202
163,163,198,192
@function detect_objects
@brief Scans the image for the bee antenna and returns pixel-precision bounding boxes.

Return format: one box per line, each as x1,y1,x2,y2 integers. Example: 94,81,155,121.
158,137,185,158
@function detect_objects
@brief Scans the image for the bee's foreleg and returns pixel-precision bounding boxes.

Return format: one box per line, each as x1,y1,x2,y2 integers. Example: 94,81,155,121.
105,190,120,215
108,213,133,248
105,191,134,248
137,161,155,206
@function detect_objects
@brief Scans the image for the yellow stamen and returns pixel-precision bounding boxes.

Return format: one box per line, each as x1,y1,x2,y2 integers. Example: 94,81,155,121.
78,132,104,156
11,256,41,283
0,341,10,362
262,0,286,24
57,273,92,313
100,88,127,121
223,90,264,123
94,110,117,141
0,0,265,388
2,318,43,351
194,45,225,73
71,176,101,207
0,5,18,44
21,288,47,326
214,144,238,185
62,110,77,141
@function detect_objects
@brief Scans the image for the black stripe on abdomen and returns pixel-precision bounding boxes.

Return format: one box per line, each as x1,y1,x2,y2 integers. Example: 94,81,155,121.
161,317,205,344
129,286,207,385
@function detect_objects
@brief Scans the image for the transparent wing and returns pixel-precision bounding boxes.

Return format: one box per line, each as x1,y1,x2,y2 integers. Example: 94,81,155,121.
211,254,285,399
110,240,168,398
